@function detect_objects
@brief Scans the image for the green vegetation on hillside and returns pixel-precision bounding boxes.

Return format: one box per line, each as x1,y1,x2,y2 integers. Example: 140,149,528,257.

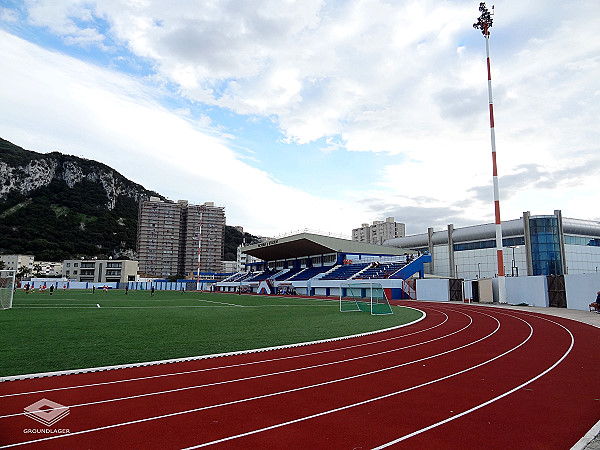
0,138,259,262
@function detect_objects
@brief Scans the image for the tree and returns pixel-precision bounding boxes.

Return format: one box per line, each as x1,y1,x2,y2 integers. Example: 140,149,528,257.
16,266,31,281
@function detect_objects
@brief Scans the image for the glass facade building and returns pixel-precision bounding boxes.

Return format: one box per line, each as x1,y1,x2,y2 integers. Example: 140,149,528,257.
529,216,562,276
384,210,600,280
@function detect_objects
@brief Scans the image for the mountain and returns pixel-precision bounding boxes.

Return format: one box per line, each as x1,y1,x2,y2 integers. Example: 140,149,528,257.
0,138,163,261
0,138,260,264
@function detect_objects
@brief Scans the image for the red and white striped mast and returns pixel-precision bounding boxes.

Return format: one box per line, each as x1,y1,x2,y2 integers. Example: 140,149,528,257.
474,2,506,303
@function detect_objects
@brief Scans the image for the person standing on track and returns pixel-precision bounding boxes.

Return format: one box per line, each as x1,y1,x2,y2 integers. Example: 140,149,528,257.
151,285,155,297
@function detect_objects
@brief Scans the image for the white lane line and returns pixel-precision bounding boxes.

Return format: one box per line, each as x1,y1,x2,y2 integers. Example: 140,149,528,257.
0,312,472,419
1,308,431,389
182,311,539,449
0,310,504,448
0,309,442,399
372,312,574,448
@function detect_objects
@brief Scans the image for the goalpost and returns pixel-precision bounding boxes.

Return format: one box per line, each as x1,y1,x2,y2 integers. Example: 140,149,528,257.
339,281,393,315
0,270,16,310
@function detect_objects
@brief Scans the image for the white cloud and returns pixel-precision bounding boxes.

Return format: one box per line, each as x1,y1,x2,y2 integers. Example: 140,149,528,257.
0,7,19,22
0,30,360,236
2,0,600,235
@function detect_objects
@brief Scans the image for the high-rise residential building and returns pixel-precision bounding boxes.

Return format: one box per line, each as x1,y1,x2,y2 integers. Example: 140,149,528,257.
137,197,225,278
352,217,406,245
182,201,226,275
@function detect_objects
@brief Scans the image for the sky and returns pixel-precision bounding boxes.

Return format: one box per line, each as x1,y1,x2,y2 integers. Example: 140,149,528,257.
0,0,598,238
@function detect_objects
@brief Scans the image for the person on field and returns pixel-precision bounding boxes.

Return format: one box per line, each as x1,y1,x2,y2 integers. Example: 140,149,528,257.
49,285,54,296
125,285,129,295
151,286,155,297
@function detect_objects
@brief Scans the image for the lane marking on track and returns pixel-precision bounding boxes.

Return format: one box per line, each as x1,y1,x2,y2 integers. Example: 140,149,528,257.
0,310,511,447
372,311,574,449
181,310,545,449
0,307,430,388
0,310,444,399
0,311,473,420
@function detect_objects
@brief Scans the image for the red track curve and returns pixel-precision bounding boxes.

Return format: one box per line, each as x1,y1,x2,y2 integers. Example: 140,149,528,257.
1,301,599,449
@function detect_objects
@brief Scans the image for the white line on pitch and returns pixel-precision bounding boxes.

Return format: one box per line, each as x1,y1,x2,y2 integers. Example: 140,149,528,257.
0,310,439,397
0,312,471,420
197,300,244,307
1,311,502,448
2,309,531,449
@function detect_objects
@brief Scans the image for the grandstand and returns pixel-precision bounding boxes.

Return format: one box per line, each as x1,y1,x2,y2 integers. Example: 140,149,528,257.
217,232,431,299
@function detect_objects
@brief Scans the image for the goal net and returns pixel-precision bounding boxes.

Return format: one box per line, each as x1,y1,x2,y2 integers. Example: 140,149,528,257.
339,282,392,315
0,270,16,310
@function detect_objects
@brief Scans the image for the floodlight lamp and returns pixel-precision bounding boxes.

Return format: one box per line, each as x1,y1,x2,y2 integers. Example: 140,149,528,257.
473,2,493,35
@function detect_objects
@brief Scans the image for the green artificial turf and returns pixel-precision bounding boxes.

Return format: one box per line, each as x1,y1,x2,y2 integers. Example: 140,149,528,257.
0,289,423,377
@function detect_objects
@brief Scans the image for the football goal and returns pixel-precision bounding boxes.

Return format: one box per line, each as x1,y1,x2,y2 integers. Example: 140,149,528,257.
0,270,16,310
339,282,393,315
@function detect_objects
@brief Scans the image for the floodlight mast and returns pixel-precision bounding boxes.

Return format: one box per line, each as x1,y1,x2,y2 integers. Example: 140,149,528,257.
474,2,506,303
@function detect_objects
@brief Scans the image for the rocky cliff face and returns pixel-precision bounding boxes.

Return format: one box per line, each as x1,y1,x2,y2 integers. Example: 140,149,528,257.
0,144,151,209
0,138,162,260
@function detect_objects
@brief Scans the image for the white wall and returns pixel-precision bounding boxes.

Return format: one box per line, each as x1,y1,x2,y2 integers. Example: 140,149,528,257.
416,279,449,302
565,273,600,311
505,275,548,307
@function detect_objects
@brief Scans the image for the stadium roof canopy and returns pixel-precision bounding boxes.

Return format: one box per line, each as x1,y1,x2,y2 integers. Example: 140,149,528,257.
242,232,411,262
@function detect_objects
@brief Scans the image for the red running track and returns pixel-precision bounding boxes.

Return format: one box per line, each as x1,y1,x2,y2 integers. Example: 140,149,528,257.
1,302,599,449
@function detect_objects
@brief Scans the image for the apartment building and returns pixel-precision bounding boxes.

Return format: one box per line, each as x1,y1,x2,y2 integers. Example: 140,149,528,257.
62,259,138,283
137,198,225,278
0,254,35,273
352,217,406,245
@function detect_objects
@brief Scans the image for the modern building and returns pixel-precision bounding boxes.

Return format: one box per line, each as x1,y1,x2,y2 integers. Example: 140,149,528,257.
137,197,225,278
237,237,269,271
35,261,63,276
384,210,600,280
62,259,138,283
352,217,406,245
221,260,237,273
0,254,35,273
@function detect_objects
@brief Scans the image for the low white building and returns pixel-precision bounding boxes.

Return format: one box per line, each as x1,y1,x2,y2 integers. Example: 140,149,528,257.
0,254,35,273
62,259,138,283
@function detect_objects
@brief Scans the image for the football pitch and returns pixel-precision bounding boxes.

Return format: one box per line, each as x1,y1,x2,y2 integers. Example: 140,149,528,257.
0,289,422,377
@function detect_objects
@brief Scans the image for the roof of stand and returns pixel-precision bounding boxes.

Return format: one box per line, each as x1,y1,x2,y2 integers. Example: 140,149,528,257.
242,232,410,262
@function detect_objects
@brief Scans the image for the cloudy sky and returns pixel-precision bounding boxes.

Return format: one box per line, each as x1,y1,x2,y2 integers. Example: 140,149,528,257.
1,0,598,237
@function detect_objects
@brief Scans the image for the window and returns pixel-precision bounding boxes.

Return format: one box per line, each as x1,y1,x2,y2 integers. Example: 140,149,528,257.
565,236,600,247
454,237,525,252
529,217,562,275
